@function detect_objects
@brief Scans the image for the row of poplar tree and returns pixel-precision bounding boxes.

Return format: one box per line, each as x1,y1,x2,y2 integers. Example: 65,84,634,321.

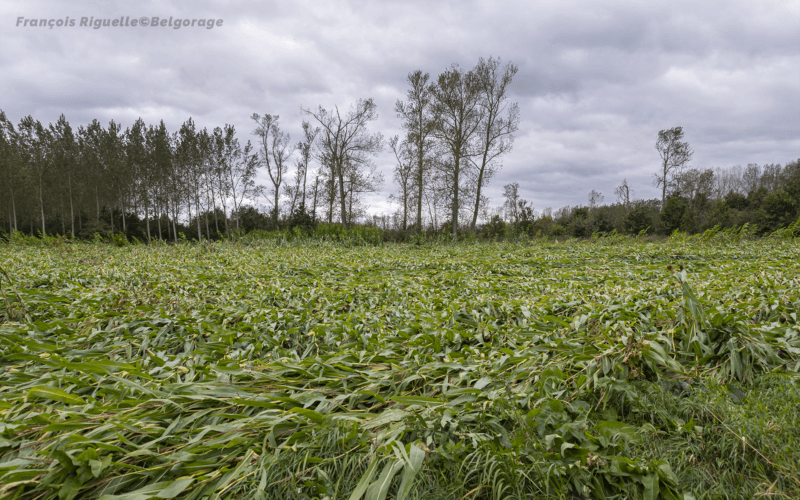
0,112,261,242
0,57,521,240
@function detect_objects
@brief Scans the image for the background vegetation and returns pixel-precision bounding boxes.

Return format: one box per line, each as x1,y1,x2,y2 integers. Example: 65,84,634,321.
3,58,796,244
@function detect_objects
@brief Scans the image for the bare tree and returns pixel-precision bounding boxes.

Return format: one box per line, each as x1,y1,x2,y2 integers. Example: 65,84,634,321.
396,70,437,231
251,114,293,223
741,163,762,195
285,158,302,216
714,164,744,198
588,189,604,210
389,135,415,230
425,166,451,231
431,64,484,237
310,167,323,221
220,128,259,233
502,182,520,223
285,121,321,217
469,57,520,230
675,168,715,204
301,99,383,228
614,179,633,208
343,158,383,224
318,162,338,224
297,120,319,209
211,126,230,238
653,126,693,209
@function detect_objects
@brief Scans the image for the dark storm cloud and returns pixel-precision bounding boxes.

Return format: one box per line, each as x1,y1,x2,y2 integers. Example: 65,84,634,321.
1,0,798,215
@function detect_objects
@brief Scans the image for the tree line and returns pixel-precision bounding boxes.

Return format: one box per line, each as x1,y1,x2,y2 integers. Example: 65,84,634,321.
2,58,798,242
478,127,799,239
0,57,522,241
0,112,263,242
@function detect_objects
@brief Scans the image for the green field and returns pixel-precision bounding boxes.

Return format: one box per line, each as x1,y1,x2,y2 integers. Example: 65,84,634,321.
1,237,799,499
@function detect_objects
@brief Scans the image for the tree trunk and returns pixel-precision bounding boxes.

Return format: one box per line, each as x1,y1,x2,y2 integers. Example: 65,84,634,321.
210,190,220,236
327,178,335,224
402,184,408,230
426,190,436,230
337,160,348,228
67,172,75,237
59,194,65,235
187,198,193,241
204,199,211,240
662,159,667,210
348,184,353,224
156,204,162,240
312,176,319,221
470,146,491,230
145,200,151,243
172,203,178,243
39,181,46,236
301,159,308,208
416,150,424,231
195,194,202,243
220,196,229,239
121,199,126,234
11,188,17,231
451,157,460,238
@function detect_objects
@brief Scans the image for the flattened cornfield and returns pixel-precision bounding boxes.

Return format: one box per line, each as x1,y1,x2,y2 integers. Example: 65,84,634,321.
1,237,799,499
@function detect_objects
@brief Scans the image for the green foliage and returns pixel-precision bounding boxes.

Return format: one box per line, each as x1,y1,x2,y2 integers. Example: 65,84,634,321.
483,215,507,239
661,195,692,234
0,239,798,499
287,202,317,235
110,233,129,247
234,205,275,233
625,204,655,235
240,223,385,247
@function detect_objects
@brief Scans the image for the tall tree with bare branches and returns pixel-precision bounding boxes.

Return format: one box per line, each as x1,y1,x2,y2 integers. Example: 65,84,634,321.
469,57,520,230
431,64,484,237
251,114,293,224
301,99,383,228
396,71,437,231
389,135,415,230
654,127,693,209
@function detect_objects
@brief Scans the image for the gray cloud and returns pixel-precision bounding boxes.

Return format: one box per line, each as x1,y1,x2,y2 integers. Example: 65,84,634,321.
1,0,798,216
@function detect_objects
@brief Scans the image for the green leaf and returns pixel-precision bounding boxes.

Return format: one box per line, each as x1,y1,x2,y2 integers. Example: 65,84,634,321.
58,477,82,500
97,481,171,500
642,472,659,500
51,450,76,474
389,396,442,407
473,376,492,390
365,460,403,500
395,443,425,500
28,386,86,405
156,477,194,498
290,407,325,424
348,457,381,500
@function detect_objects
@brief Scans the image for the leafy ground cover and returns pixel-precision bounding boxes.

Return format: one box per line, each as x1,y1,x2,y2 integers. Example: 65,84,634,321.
0,237,798,499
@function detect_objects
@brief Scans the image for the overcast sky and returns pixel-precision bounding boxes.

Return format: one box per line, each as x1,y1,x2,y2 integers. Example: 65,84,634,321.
2,0,799,216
